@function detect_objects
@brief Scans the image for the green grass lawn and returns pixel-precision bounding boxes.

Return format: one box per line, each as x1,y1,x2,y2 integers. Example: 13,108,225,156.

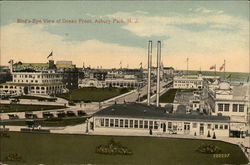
0,117,87,127
0,132,248,165
0,104,66,113
159,89,178,103
56,87,131,102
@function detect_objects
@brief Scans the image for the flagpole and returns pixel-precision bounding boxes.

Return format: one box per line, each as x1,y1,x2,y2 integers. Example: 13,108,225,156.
215,64,216,76
186,58,189,76
224,60,226,80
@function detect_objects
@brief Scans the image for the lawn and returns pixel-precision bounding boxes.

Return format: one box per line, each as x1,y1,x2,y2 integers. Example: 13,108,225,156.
56,87,131,102
159,89,178,103
0,132,248,165
0,104,66,113
0,117,87,127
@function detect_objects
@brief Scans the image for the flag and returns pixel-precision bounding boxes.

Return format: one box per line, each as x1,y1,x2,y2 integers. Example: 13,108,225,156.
47,51,53,59
8,60,12,64
209,65,216,70
219,63,225,71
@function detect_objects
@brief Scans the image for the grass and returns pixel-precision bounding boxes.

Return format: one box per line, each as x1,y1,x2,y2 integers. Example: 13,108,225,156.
159,89,178,103
0,104,66,113
56,87,131,102
182,70,249,82
0,117,87,127
0,132,248,165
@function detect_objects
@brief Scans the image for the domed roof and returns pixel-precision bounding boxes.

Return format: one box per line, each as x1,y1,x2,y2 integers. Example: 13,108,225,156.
219,82,231,90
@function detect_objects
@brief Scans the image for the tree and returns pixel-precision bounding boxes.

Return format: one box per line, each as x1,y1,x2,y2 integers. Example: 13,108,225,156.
212,132,216,139
149,129,152,135
207,130,211,137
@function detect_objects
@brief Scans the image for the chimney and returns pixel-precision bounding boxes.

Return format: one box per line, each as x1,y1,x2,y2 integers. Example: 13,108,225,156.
156,41,161,107
147,40,152,106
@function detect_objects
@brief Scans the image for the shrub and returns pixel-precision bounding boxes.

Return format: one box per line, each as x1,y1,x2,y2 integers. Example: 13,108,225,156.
196,143,222,154
207,130,211,138
149,129,152,135
212,132,216,139
5,153,22,161
0,132,10,138
96,138,132,155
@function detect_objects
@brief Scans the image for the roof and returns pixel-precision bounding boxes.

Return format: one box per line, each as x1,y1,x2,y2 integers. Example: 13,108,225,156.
94,103,229,122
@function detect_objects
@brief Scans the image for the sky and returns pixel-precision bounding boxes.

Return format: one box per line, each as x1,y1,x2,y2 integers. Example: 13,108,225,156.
0,1,249,72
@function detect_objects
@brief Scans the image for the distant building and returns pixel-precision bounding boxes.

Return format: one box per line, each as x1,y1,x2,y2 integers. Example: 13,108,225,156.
0,66,12,83
163,67,174,79
79,68,144,88
56,61,79,90
173,75,203,89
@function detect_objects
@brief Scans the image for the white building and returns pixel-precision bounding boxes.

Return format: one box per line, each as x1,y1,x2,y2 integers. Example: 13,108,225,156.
0,60,66,96
88,103,230,138
173,75,203,89
207,82,249,137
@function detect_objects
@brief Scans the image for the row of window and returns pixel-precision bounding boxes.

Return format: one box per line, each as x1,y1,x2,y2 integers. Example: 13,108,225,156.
100,118,159,129
218,104,244,112
174,81,202,84
14,74,61,79
97,118,228,130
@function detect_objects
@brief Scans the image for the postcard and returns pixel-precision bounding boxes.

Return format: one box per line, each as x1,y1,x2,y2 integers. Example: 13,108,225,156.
0,1,249,165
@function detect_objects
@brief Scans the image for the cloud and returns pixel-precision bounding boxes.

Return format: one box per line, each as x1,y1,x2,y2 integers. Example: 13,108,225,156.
1,6,249,73
191,7,224,14
104,9,249,72
1,23,146,69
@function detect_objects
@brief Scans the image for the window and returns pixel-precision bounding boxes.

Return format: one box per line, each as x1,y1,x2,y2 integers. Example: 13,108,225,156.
233,104,238,112
218,104,223,111
125,120,128,128
149,121,153,129
100,119,104,126
115,119,119,127
154,121,158,129
139,120,143,128
134,120,138,128
144,121,148,129
219,125,223,129
193,123,197,128
214,124,218,129
224,104,230,112
207,124,211,129
120,119,124,127
110,119,114,127
168,122,172,129
224,125,228,129
129,120,133,128
105,119,109,127
239,104,244,112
